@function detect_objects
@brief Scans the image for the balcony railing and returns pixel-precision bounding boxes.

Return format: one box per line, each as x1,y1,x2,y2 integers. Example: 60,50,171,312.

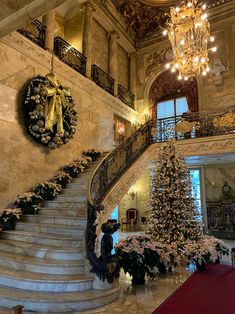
118,84,135,109
91,64,115,96
154,107,235,142
54,37,86,76
17,20,46,48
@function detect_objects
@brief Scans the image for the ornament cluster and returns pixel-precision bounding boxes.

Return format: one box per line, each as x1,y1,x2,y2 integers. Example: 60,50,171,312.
23,75,78,149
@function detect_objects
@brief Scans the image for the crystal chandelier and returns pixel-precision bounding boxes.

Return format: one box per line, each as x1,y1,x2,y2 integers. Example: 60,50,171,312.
163,0,217,80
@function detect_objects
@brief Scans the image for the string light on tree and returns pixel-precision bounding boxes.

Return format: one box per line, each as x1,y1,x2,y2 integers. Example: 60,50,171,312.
163,0,217,80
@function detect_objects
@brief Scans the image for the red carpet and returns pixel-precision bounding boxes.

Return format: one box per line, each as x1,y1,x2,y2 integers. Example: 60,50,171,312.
152,264,235,314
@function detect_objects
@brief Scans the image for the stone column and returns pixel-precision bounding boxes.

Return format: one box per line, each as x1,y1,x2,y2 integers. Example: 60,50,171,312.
42,10,56,52
109,31,119,96
129,52,137,97
82,1,94,78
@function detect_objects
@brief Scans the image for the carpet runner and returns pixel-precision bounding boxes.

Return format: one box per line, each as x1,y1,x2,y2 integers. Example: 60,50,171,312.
152,264,235,314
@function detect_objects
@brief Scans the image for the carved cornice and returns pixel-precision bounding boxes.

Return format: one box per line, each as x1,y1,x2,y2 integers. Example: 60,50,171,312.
1,32,136,121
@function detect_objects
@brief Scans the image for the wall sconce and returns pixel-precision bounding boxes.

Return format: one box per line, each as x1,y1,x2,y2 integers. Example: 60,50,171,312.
144,113,150,122
132,119,141,130
127,186,137,200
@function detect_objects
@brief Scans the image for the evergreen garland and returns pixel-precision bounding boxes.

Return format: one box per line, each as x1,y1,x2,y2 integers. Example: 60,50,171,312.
23,75,78,149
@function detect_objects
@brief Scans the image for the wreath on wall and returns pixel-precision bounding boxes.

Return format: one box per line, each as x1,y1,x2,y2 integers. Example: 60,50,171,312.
23,73,78,149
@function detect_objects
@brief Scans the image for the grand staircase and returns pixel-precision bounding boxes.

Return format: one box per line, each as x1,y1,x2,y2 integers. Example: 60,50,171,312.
0,160,119,313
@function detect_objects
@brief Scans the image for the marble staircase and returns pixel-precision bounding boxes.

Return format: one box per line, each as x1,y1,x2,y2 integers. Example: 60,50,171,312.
0,161,119,312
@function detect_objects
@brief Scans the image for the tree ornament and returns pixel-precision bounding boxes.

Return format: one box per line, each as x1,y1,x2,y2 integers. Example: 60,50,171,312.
23,73,78,149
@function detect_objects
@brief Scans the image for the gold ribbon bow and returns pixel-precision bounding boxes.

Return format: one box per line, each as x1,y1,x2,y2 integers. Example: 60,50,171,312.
44,73,70,134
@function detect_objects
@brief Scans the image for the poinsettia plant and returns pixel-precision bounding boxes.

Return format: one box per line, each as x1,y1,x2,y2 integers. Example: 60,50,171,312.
60,161,85,178
185,236,229,266
33,182,62,200
115,235,161,284
0,208,22,230
52,171,72,188
83,148,102,161
14,192,42,214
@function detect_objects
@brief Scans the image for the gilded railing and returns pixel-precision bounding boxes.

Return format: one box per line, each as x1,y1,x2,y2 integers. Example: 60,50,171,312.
118,84,135,109
154,107,235,142
87,120,153,281
54,37,87,76
91,65,115,96
17,20,46,48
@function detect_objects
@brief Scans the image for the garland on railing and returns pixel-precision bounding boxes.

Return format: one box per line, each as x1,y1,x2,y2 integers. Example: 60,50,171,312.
0,149,102,231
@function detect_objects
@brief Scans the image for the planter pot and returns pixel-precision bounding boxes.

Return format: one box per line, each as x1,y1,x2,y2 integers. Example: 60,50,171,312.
131,271,145,285
196,261,206,271
3,219,15,230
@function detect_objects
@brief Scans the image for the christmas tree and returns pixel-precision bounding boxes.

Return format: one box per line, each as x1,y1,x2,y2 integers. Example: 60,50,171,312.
146,140,202,249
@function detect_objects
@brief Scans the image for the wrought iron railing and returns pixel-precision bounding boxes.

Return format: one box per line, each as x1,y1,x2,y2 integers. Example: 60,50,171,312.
154,107,235,143
91,65,115,96
118,84,135,109
87,120,153,280
54,37,86,76
17,20,46,48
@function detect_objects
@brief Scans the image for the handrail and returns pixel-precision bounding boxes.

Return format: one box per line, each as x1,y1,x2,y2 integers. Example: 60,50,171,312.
87,120,153,281
91,64,115,96
117,84,135,109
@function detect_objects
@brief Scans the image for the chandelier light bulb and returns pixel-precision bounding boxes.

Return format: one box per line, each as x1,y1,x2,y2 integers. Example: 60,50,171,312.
175,63,179,68
194,56,199,63
201,57,206,63
187,2,192,8
178,74,183,80
184,76,189,81
163,29,168,36
206,66,210,72
202,71,207,76
165,63,170,69
201,14,208,20
202,4,206,10
211,47,217,52
180,39,185,45
171,67,176,73
175,7,180,12
210,36,215,42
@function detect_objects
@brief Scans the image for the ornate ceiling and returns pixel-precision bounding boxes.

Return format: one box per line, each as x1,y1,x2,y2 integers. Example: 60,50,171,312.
111,0,233,41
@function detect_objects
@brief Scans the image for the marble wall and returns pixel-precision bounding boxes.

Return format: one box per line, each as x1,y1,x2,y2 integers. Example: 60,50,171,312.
0,32,136,208
205,163,235,202
91,19,109,73
117,44,129,89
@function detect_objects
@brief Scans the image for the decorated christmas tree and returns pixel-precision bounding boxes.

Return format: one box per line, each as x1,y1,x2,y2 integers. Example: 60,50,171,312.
146,140,202,249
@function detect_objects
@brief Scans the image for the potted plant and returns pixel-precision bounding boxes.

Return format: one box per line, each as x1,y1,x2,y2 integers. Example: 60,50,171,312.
157,242,182,273
52,171,72,188
14,192,42,214
115,235,161,285
184,236,229,270
0,208,22,230
33,182,62,200
60,161,85,178
83,149,102,161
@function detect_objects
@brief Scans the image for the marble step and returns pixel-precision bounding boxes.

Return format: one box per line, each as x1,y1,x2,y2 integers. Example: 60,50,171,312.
0,240,83,260
23,214,87,226
44,200,87,209
0,267,93,292
0,285,119,312
15,222,85,237
66,182,88,189
39,207,87,217
55,194,87,202
61,186,87,195
1,230,83,247
0,252,85,275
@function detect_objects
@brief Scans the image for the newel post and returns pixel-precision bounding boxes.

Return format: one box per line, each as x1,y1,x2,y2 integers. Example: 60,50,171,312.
13,305,24,314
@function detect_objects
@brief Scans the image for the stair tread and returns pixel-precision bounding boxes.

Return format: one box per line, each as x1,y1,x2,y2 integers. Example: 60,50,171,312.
16,222,85,229
0,239,83,252
24,214,86,220
40,207,86,211
0,251,84,266
0,284,118,302
1,230,81,240
0,266,93,282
